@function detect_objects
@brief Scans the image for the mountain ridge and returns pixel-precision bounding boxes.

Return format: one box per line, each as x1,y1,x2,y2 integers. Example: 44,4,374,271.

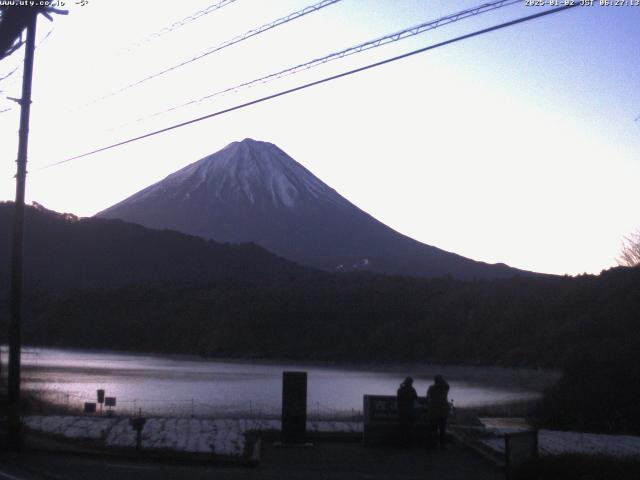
0,201,314,294
97,138,535,279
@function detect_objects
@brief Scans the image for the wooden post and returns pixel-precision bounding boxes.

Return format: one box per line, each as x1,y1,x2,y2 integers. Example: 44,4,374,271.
7,11,38,451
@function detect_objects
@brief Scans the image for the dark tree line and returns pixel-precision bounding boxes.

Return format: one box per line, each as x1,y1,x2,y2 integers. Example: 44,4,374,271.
2,202,639,434
4,266,637,371
4,264,637,434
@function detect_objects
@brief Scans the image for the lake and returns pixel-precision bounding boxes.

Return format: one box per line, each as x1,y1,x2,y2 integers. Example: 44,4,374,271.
5,347,546,417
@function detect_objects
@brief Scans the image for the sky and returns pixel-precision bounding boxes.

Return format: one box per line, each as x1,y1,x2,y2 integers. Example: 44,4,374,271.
0,0,639,276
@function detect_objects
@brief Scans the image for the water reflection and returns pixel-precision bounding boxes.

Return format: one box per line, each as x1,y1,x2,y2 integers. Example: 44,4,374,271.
4,347,542,417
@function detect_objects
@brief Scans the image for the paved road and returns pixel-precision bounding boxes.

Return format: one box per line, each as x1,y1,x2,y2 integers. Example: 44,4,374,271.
0,440,504,480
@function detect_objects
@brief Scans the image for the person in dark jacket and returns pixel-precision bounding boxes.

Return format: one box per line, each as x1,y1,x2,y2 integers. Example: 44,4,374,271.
397,376,418,446
426,375,450,449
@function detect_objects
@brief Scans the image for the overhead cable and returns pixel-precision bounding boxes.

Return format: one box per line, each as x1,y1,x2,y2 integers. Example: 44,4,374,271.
38,4,579,171
123,0,238,52
0,27,55,82
98,0,342,101
131,0,521,125
0,63,19,82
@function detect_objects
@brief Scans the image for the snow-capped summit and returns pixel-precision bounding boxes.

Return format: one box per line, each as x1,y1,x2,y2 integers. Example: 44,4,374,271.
156,138,344,210
97,139,530,279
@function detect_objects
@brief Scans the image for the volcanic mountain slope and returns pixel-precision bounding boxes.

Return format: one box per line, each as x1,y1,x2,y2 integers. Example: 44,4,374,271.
97,138,532,279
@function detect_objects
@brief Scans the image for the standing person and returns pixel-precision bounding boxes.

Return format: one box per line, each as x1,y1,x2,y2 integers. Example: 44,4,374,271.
397,376,418,447
426,375,450,449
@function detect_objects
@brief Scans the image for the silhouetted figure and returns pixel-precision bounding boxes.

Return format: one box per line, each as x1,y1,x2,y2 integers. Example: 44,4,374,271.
397,376,418,446
426,375,450,449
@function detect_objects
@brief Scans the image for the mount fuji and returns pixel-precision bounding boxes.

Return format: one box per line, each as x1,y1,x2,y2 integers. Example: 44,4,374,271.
97,138,530,279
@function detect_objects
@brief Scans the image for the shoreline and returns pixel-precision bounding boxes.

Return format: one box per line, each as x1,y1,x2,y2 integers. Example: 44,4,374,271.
2,344,560,392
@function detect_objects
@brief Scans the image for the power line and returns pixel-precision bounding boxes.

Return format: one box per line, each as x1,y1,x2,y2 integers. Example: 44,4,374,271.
96,0,342,102
0,26,54,111
1,26,54,85
38,4,578,171
0,4,64,61
126,0,521,126
122,0,238,53
0,63,19,82
37,25,55,47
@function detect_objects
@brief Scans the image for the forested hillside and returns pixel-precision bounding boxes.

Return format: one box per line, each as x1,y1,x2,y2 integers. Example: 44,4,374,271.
0,202,313,293
10,266,639,369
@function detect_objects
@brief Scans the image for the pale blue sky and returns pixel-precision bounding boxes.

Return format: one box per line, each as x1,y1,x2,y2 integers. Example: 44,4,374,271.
1,1,639,275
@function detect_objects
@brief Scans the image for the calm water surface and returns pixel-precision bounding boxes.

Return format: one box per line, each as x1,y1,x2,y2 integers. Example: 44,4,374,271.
8,347,542,417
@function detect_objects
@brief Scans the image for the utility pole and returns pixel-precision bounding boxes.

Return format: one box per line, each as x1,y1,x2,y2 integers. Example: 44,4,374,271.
7,11,38,450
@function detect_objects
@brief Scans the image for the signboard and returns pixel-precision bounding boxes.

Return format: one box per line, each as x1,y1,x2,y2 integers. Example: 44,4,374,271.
97,389,105,404
83,402,96,414
363,395,429,445
282,371,307,444
364,395,429,422
104,396,116,407
368,395,399,421
505,430,538,479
